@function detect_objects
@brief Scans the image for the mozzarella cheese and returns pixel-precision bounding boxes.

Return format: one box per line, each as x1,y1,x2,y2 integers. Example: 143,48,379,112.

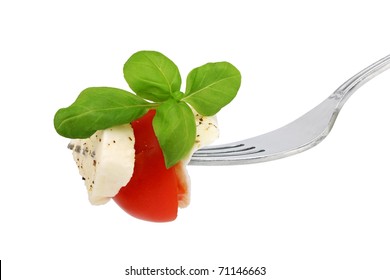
68,124,135,205
193,113,219,153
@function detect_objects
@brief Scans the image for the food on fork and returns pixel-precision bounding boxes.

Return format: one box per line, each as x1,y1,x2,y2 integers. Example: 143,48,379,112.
54,50,241,222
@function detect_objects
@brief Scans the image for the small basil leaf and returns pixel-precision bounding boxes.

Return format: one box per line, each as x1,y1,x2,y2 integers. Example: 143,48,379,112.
123,51,182,102
54,87,152,139
153,100,196,168
183,62,241,116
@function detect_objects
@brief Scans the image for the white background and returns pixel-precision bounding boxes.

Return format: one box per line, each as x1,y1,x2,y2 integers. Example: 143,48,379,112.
1,0,390,279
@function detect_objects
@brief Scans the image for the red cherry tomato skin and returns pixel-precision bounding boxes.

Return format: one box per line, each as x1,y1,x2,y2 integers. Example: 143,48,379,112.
113,110,187,222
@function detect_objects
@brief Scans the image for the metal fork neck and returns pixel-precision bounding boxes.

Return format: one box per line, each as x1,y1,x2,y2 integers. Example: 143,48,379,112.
330,54,390,108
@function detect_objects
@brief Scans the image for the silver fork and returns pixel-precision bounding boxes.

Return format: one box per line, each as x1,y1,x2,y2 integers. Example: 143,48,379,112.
190,54,390,166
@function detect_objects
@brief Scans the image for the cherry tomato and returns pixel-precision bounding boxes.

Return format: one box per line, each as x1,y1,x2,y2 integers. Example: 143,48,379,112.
113,110,188,222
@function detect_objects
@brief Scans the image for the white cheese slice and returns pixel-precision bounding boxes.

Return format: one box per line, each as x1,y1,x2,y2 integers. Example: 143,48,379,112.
184,112,219,163
69,124,135,205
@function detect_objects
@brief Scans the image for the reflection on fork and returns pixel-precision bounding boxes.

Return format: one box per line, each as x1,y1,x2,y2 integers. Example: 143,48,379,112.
190,54,390,166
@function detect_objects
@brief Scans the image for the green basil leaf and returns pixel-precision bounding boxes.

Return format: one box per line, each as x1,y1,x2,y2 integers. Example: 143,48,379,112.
153,100,196,168
54,87,152,139
123,51,181,102
183,62,241,115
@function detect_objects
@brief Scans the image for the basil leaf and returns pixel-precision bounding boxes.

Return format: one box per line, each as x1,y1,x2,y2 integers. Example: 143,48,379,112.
54,87,152,139
123,51,181,102
183,62,241,115
153,100,196,168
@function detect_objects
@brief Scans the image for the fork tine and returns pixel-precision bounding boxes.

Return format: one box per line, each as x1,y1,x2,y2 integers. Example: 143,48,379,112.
192,141,265,157
195,143,244,151
194,143,253,154
191,147,267,164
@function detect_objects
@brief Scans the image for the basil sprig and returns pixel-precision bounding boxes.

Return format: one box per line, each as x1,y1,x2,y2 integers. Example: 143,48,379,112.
54,50,241,168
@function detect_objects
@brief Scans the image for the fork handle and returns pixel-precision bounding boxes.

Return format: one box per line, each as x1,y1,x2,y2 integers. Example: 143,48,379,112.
329,54,390,106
